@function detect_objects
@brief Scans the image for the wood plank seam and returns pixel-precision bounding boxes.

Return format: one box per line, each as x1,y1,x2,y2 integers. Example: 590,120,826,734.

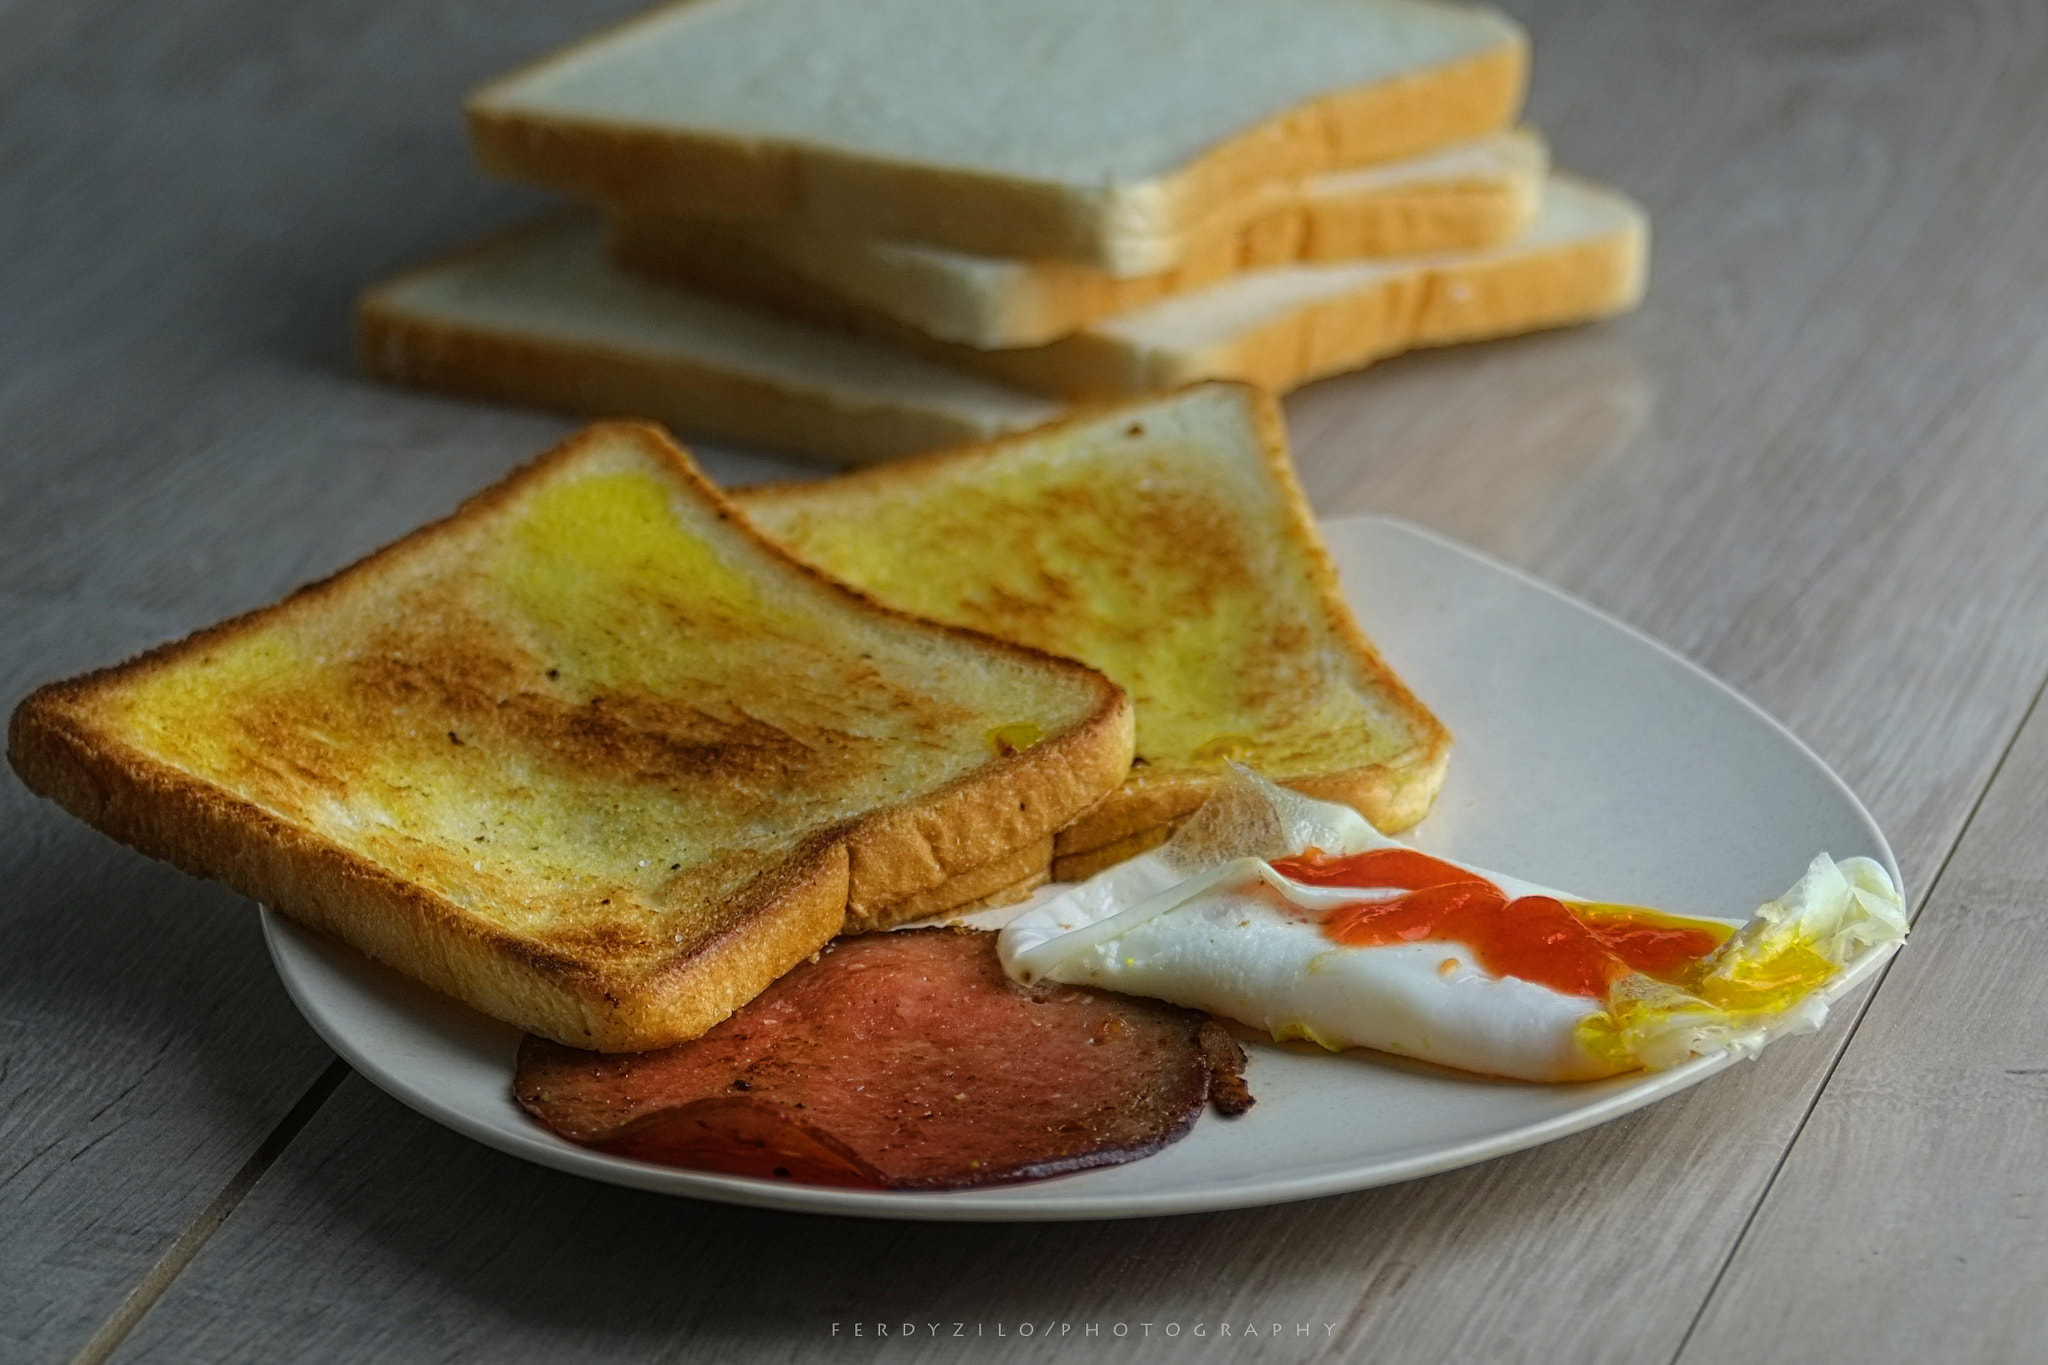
1661,663,2048,1365
1323,1258,1416,1360
64,1059,351,1365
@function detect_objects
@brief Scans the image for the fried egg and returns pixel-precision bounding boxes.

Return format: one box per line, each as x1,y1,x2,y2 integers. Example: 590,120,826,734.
997,768,1907,1082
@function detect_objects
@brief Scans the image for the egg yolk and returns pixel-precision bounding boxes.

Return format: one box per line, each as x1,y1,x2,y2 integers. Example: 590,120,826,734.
1271,848,1730,1000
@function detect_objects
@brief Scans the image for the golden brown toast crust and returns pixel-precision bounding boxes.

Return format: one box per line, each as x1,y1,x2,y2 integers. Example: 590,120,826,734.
1045,751,1455,881
1052,737,1452,858
9,423,1132,1050
927,865,1048,919
1052,823,1175,885
860,834,1051,929
739,384,1451,872
10,694,859,1051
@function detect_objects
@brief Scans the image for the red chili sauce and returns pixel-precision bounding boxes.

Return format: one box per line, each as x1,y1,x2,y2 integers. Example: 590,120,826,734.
1268,848,1725,999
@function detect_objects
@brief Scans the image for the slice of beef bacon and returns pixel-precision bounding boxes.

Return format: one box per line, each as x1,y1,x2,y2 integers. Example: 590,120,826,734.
515,928,1251,1189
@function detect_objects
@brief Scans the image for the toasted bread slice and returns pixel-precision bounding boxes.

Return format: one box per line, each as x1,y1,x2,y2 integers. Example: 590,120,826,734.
357,217,1063,467
469,0,1525,271
610,130,1548,348
1052,825,1176,884
658,174,1648,400
8,424,1132,1051
869,835,1051,926
933,867,1046,918
736,384,1449,865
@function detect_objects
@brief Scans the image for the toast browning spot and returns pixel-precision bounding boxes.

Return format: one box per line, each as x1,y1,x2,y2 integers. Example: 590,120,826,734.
740,384,1450,866
8,423,1133,1050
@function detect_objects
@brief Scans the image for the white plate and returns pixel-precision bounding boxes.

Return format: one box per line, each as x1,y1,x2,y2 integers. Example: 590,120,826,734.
263,516,1901,1221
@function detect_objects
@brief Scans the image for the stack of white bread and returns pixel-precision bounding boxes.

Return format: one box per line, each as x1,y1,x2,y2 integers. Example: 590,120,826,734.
361,0,1648,466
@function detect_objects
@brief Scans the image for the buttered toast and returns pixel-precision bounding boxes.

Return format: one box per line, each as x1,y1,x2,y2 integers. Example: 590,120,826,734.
8,424,1132,1050
737,384,1449,874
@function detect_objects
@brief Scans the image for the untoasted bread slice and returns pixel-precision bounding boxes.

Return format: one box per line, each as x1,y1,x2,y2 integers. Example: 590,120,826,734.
1040,174,1647,397
8,424,1132,1051
356,217,1063,467
737,384,1449,866
468,0,1524,270
357,185,1637,469
611,130,1548,348
663,175,1648,400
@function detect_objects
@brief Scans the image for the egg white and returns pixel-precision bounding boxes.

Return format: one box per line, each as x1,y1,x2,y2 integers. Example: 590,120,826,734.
997,768,1906,1083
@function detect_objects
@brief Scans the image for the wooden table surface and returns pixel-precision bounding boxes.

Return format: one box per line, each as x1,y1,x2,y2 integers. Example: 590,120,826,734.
6,0,2047,1360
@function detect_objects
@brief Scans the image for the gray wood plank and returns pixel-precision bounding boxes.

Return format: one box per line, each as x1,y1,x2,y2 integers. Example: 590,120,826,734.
8,0,2046,1361
0,0,808,1358
99,1070,1828,1365
1675,684,2048,1361
0,598,341,1362
1292,0,2048,890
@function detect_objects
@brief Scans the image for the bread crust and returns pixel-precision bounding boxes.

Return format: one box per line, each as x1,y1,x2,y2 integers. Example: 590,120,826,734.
8,422,1132,1051
647,177,1649,400
1052,728,1452,860
1049,750,1463,882
1044,756,1454,881
1053,385,1451,859
608,130,1546,348
1052,823,1176,885
9,697,858,1051
741,383,1452,876
354,220,1059,468
861,836,1051,928
466,6,1526,271
930,866,1047,919
1135,185,1649,398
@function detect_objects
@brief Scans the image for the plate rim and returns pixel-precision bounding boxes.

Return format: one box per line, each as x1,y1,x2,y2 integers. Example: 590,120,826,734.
260,513,1902,1222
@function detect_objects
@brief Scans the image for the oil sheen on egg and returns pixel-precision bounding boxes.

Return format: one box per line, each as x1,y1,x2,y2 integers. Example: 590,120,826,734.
997,768,1907,1083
